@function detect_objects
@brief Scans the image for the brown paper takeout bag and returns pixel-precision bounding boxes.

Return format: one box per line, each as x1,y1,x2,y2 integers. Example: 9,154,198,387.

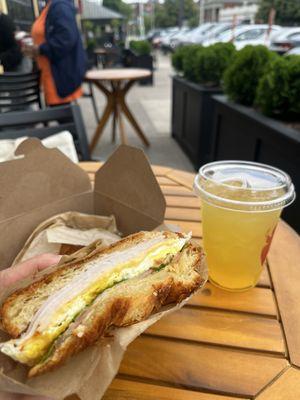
0,140,208,400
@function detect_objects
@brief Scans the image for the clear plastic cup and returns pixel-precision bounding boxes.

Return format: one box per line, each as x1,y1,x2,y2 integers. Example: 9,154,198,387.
194,161,295,291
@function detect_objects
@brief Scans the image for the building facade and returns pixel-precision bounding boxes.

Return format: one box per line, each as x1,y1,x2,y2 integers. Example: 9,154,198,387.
200,0,259,23
219,4,259,23
0,0,44,29
1,0,86,31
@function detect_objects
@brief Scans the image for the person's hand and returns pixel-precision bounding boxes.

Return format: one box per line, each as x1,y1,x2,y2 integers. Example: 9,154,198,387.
0,394,52,400
0,254,61,289
0,254,61,400
22,44,39,58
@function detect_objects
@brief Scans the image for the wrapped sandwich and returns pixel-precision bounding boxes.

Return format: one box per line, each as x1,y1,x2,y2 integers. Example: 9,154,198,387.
0,231,206,378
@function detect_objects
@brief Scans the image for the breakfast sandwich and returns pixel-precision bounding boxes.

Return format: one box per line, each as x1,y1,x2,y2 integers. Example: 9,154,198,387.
0,231,206,378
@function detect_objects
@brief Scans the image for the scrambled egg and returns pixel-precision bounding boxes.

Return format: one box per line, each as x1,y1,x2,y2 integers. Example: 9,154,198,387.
1,237,186,366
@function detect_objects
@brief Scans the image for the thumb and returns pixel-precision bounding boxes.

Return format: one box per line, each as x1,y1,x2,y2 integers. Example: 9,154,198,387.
1,254,62,288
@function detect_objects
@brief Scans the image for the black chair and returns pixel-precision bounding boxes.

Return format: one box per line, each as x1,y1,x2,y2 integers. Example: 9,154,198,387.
0,104,90,161
0,71,43,113
82,82,100,123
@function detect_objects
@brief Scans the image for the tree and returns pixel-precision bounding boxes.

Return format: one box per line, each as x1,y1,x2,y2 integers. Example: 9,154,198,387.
257,0,300,26
144,15,153,33
154,0,199,28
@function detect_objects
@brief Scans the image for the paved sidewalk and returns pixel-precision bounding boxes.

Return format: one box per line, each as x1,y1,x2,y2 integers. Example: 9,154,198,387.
78,53,194,172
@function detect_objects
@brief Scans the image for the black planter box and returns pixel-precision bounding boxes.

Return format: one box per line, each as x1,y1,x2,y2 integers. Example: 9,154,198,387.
212,95,300,232
171,76,222,170
134,54,154,85
123,51,154,85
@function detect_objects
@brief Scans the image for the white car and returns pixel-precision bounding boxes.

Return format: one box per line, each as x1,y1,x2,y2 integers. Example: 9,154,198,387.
202,24,257,46
159,28,180,49
169,27,191,49
204,24,281,49
285,47,300,56
270,27,300,54
181,23,217,45
233,25,282,50
153,27,179,47
197,23,232,45
202,24,243,46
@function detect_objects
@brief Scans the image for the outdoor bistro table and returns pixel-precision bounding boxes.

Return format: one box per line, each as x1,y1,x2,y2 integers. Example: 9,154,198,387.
85,69,151,153
75,162,300,400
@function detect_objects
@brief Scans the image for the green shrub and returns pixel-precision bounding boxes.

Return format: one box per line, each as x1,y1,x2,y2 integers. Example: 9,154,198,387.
194,42,236,87
286,56,300,117
223,45,277,106
172,43,235,86
255,57,289,117
171,45,192,73
129,40,151,56
256,55,300,119
182,45,203,82
86,39,96,52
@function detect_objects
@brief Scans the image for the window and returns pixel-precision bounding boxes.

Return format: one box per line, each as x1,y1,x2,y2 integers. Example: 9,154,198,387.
215,26,231,37
235,29,266,41
288,32,300,41
7,0,35,31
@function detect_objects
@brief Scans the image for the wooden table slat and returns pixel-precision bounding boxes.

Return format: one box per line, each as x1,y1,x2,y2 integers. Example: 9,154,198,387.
268,221,300,368
165,195,202,209
190,283,277,316
103,378,242,400
79,162,172,178
146,307,285,354
157,176,180,186
77,161,102,173
151,165,173,176
120,336,288,398
255,367,300,399
161,185,197,197
258,267,272,288
166,170,195,190
165,207,201,222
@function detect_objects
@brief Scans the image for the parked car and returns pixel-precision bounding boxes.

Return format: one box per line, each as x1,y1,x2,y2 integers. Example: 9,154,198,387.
146,29,162,43
153,27,179,49
181,23,217,45
201,25,236,46
197,23,232,45
285,46,300,55
169,27,191,50
270,27,300,54
211,25,252,45
234,25,282,50
207,24,281,49
160,28,181,52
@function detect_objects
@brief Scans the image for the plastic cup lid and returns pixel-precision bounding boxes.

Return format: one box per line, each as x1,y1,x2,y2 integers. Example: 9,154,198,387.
194,161,296,212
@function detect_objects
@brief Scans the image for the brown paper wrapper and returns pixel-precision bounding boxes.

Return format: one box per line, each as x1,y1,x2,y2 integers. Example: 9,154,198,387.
13,211,121,265
0,214,208,400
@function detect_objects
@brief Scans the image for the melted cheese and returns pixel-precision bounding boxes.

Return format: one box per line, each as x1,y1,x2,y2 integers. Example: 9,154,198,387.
1,234,189,365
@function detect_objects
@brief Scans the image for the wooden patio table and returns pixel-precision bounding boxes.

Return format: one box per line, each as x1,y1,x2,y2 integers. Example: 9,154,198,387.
75,162,300,400
85,69,151,153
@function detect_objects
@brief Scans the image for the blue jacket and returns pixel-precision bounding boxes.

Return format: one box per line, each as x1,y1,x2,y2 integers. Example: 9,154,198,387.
39,0,87,98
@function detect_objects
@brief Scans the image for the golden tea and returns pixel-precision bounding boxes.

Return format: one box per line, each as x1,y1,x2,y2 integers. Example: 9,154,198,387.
194,162,295,291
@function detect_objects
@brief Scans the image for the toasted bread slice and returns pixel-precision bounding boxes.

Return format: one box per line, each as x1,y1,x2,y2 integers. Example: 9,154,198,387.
28,241,205,377
1,231,181,338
